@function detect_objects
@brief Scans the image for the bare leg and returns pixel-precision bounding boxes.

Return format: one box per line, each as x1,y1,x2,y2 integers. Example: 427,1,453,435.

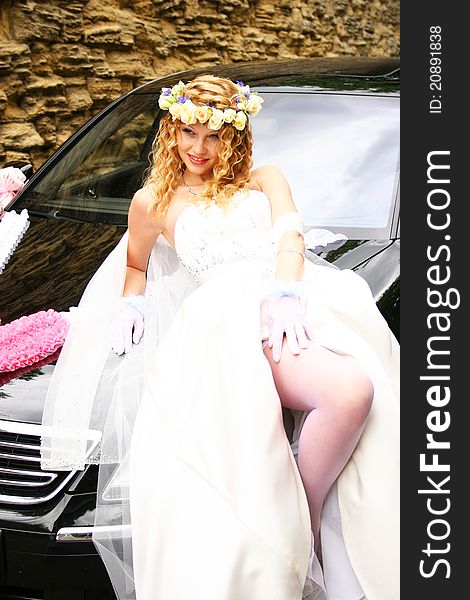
263,341,373,551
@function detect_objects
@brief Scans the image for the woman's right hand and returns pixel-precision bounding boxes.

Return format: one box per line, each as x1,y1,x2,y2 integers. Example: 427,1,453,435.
111,295,145,355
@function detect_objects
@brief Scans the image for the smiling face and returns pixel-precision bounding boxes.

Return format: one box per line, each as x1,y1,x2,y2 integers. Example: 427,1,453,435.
176,121,220,180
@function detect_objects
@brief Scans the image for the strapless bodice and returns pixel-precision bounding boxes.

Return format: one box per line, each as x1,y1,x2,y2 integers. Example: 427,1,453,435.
174,189,277,281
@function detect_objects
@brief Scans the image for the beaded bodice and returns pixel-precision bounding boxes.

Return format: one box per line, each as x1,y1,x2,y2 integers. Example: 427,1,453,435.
174,189,276,281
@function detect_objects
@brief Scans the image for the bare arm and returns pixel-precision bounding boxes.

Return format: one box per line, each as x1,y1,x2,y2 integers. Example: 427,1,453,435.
123,187,162,297
252,165,304,281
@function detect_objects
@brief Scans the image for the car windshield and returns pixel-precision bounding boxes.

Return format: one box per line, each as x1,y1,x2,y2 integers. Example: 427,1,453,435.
15,87,399,238
252,90,399,238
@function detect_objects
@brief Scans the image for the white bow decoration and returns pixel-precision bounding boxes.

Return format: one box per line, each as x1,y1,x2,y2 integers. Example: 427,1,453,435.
304,228,348,254
0,166,30,275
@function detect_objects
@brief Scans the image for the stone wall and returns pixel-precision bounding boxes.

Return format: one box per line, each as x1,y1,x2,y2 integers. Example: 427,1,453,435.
0,0,399,169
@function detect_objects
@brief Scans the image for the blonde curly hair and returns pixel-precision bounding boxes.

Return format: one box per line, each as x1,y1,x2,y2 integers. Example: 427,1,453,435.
145,75,253,221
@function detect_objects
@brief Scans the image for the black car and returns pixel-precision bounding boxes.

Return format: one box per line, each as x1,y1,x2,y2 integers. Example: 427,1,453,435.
0,57,399,599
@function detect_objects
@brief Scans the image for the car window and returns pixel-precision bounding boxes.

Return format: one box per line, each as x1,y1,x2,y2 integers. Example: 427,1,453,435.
251,91,400,239
15,94,160,225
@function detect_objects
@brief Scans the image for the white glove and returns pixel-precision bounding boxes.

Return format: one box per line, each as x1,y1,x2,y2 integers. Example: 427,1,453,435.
266,281,312,363
111,295,145,355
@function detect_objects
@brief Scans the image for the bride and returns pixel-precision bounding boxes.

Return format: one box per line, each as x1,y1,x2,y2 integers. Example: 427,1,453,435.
42,75,399,600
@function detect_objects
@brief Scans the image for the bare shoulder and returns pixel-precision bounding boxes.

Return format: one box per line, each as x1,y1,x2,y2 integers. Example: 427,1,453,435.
250,164,288,191
250,165,297,219
130,186,154,218
129,185,163,234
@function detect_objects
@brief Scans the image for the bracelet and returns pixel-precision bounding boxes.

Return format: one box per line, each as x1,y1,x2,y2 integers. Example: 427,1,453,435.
277,247,305,260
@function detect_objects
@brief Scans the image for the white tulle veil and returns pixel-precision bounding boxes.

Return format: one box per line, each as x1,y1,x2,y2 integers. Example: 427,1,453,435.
41,231,198,599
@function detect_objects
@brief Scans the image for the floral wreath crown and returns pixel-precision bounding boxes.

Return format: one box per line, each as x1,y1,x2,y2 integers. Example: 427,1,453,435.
158,80,263,131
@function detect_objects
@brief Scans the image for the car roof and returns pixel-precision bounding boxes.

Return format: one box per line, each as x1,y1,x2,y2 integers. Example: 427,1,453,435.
131,57,400,96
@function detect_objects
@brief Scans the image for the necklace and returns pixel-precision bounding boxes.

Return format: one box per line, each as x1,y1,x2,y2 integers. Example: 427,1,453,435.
182,175,205,197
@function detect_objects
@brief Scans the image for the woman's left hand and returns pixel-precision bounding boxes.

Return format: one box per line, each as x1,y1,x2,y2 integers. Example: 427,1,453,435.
267,295,312,363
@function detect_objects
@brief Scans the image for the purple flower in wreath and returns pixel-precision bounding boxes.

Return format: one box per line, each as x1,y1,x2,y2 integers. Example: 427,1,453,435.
177,95,189,104
161,87,172,96
235,81,250,99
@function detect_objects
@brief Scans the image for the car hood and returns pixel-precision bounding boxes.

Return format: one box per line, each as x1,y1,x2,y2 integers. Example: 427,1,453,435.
1,216,125,425
0,364,54,424
0,237,398,425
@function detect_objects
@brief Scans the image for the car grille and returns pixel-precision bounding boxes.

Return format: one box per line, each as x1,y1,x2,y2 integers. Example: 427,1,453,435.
0,420,76,505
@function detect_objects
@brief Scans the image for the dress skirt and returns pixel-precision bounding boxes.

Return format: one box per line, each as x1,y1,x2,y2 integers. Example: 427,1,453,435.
129,259,400,600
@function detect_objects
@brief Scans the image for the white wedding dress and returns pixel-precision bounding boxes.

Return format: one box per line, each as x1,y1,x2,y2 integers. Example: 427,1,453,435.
41,189,399,600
